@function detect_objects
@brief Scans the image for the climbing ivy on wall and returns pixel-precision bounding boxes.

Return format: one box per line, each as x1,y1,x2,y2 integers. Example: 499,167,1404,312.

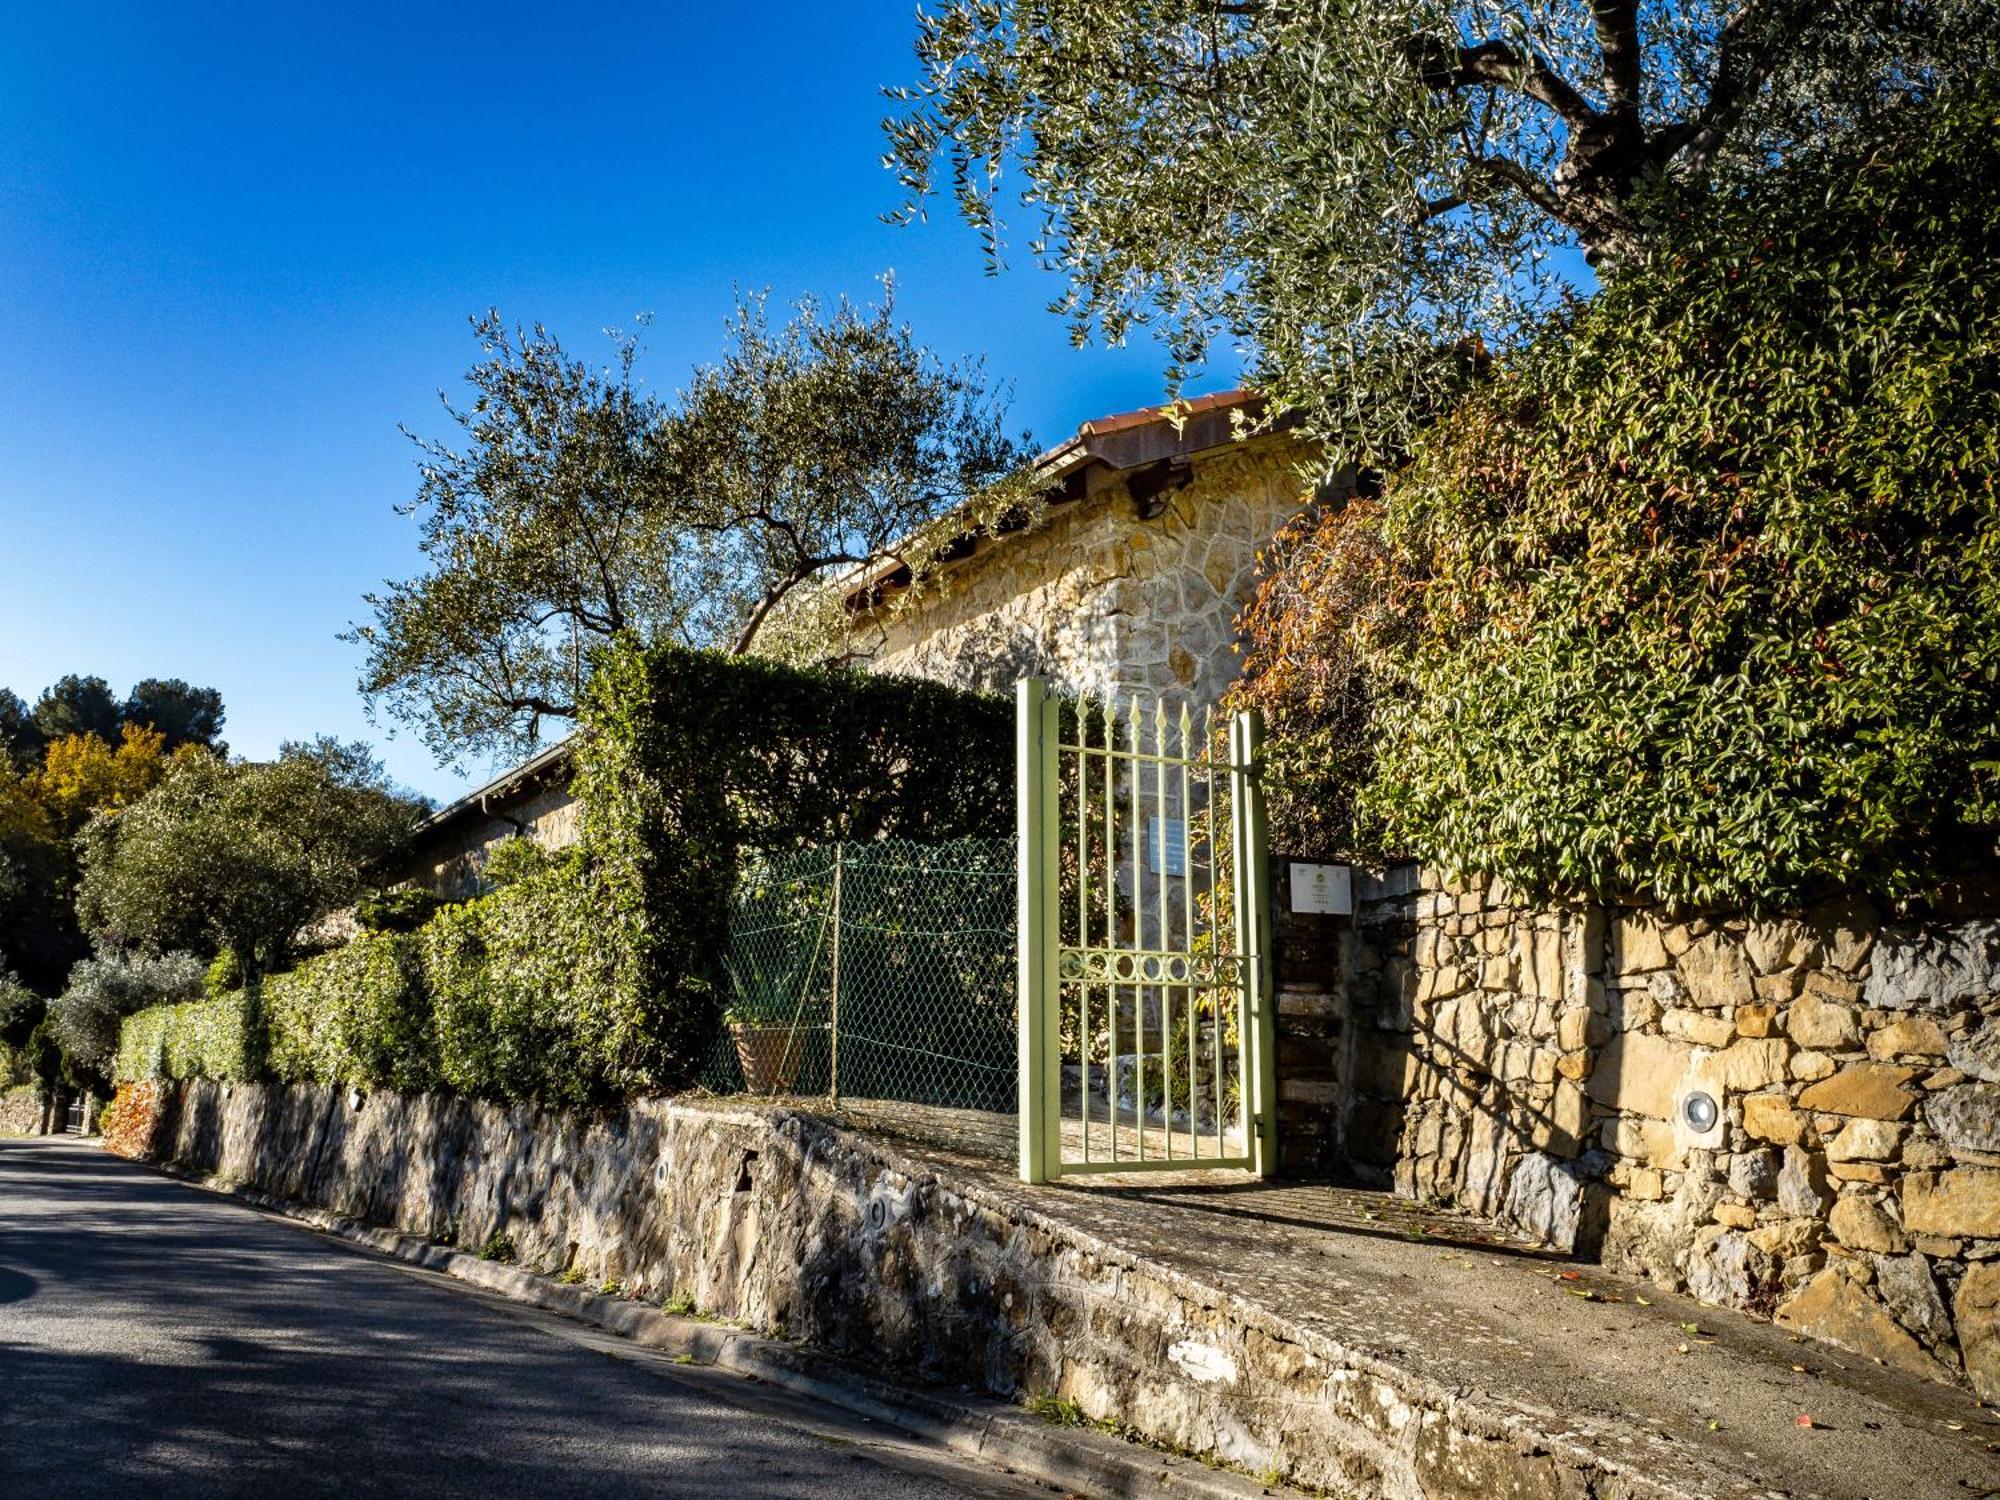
1236,83,2000,907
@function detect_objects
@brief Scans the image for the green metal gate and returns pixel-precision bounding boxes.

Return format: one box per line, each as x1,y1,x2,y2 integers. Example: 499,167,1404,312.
1016,678,1276,1183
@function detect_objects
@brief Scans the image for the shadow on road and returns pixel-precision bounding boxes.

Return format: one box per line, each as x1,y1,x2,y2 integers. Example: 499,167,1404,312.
0,1140,984,1500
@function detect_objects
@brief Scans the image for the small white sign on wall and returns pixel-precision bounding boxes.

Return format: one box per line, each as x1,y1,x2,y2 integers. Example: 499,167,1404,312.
1147,816,1188,876
1289,862,1353,915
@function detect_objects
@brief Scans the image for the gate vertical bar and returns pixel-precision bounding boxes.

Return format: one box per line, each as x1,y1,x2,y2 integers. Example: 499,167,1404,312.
1017,678,1062,1183
1231,707,1278,1177
1076,706,1091,1161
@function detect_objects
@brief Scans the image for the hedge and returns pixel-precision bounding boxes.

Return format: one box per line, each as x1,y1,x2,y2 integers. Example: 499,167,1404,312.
113,991,256,1084
262,929,431,1092
423,858,644,1105
1236,82,2000,906
573,640,1012,1080
114,856,635,1106
115,647,1011,1105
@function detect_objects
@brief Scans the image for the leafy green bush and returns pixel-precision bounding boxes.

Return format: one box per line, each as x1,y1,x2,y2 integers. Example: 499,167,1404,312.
0,971,44,1049
51,947,206,1082
204,949,243,1000
1241,84,2000,906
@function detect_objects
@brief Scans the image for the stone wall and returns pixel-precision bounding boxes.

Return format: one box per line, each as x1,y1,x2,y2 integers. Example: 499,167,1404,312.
413,781,582,899
1336,867,2000,1397
0,1083,45,1136
849,437,1316,714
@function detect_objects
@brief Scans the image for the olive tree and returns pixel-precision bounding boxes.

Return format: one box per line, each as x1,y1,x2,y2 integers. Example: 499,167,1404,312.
48,947,205,1082
352,291,1029,766
887,0,1998,458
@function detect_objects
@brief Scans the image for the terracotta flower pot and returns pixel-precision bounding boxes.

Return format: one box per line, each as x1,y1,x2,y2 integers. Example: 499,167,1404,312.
730,1020,801,1095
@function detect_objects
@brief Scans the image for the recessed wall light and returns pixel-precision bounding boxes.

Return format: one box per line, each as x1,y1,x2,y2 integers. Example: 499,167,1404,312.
1681,1089,1719,1134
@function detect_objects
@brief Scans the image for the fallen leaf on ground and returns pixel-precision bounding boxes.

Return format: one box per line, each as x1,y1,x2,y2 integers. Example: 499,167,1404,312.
1797,1415,1815,1428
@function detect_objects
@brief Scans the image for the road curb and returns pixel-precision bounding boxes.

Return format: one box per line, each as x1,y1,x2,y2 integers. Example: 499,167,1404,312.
147,1159,1292,1500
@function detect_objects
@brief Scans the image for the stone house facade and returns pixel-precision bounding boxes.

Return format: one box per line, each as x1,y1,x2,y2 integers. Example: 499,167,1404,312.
842,390,1323,714
402,738,580,898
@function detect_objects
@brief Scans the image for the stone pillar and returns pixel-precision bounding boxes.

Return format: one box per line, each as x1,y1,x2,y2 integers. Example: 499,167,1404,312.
1273,888,1344,1177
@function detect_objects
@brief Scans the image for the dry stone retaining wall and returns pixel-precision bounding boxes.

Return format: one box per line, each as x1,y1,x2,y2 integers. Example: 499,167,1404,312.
1338,868,2000,1397
0,1083,44,1135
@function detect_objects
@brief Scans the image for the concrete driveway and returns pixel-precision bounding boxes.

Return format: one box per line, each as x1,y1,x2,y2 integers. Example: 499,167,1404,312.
0,1138,1054,1499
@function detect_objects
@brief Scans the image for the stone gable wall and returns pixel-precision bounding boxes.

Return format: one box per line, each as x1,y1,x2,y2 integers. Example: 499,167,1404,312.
1336,868,2000,1398
413,781,581,899
848,437,1316,713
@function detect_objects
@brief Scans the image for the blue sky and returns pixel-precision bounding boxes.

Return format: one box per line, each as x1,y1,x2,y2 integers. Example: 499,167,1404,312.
0,5,1210,803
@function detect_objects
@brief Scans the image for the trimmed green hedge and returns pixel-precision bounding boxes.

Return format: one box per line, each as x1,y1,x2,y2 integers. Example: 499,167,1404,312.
575,641,1012,1081
424,859,644,1105
115,855,638,1106
262,929,431,1092
115,647,1010,1105
114,991,256,1083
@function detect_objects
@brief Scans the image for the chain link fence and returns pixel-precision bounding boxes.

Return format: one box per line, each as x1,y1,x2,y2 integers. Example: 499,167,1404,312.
701,837,1017,1111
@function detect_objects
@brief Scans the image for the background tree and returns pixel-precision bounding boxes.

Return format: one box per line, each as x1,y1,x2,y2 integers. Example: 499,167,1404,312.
31,674,122,744
47,947,205,1090
0,675,226,996
1233,81,2000,905
27,726,168,837
0,774,76,993
0,732,151,994
348,312,709,768
0,689,39,771
353,289,1029,766
887,0,1999,459
77,738,423,978
123,678,226,752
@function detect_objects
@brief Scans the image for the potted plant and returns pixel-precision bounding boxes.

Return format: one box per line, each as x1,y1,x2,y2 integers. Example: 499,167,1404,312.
725,1002,803,1095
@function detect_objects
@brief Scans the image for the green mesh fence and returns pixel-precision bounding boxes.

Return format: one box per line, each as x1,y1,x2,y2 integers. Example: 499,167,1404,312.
701,837,1017,1111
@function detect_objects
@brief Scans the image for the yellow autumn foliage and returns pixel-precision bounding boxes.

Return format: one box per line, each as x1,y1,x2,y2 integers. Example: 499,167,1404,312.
27,726,168,835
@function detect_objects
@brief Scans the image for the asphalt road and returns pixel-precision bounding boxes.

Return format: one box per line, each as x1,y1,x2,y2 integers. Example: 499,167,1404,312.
0,1138,1055,1500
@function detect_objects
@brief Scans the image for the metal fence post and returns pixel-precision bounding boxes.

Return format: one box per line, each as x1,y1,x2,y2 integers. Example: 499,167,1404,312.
1017,678,1062,1183
828,843,843,1107
1231,707,1279,1178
